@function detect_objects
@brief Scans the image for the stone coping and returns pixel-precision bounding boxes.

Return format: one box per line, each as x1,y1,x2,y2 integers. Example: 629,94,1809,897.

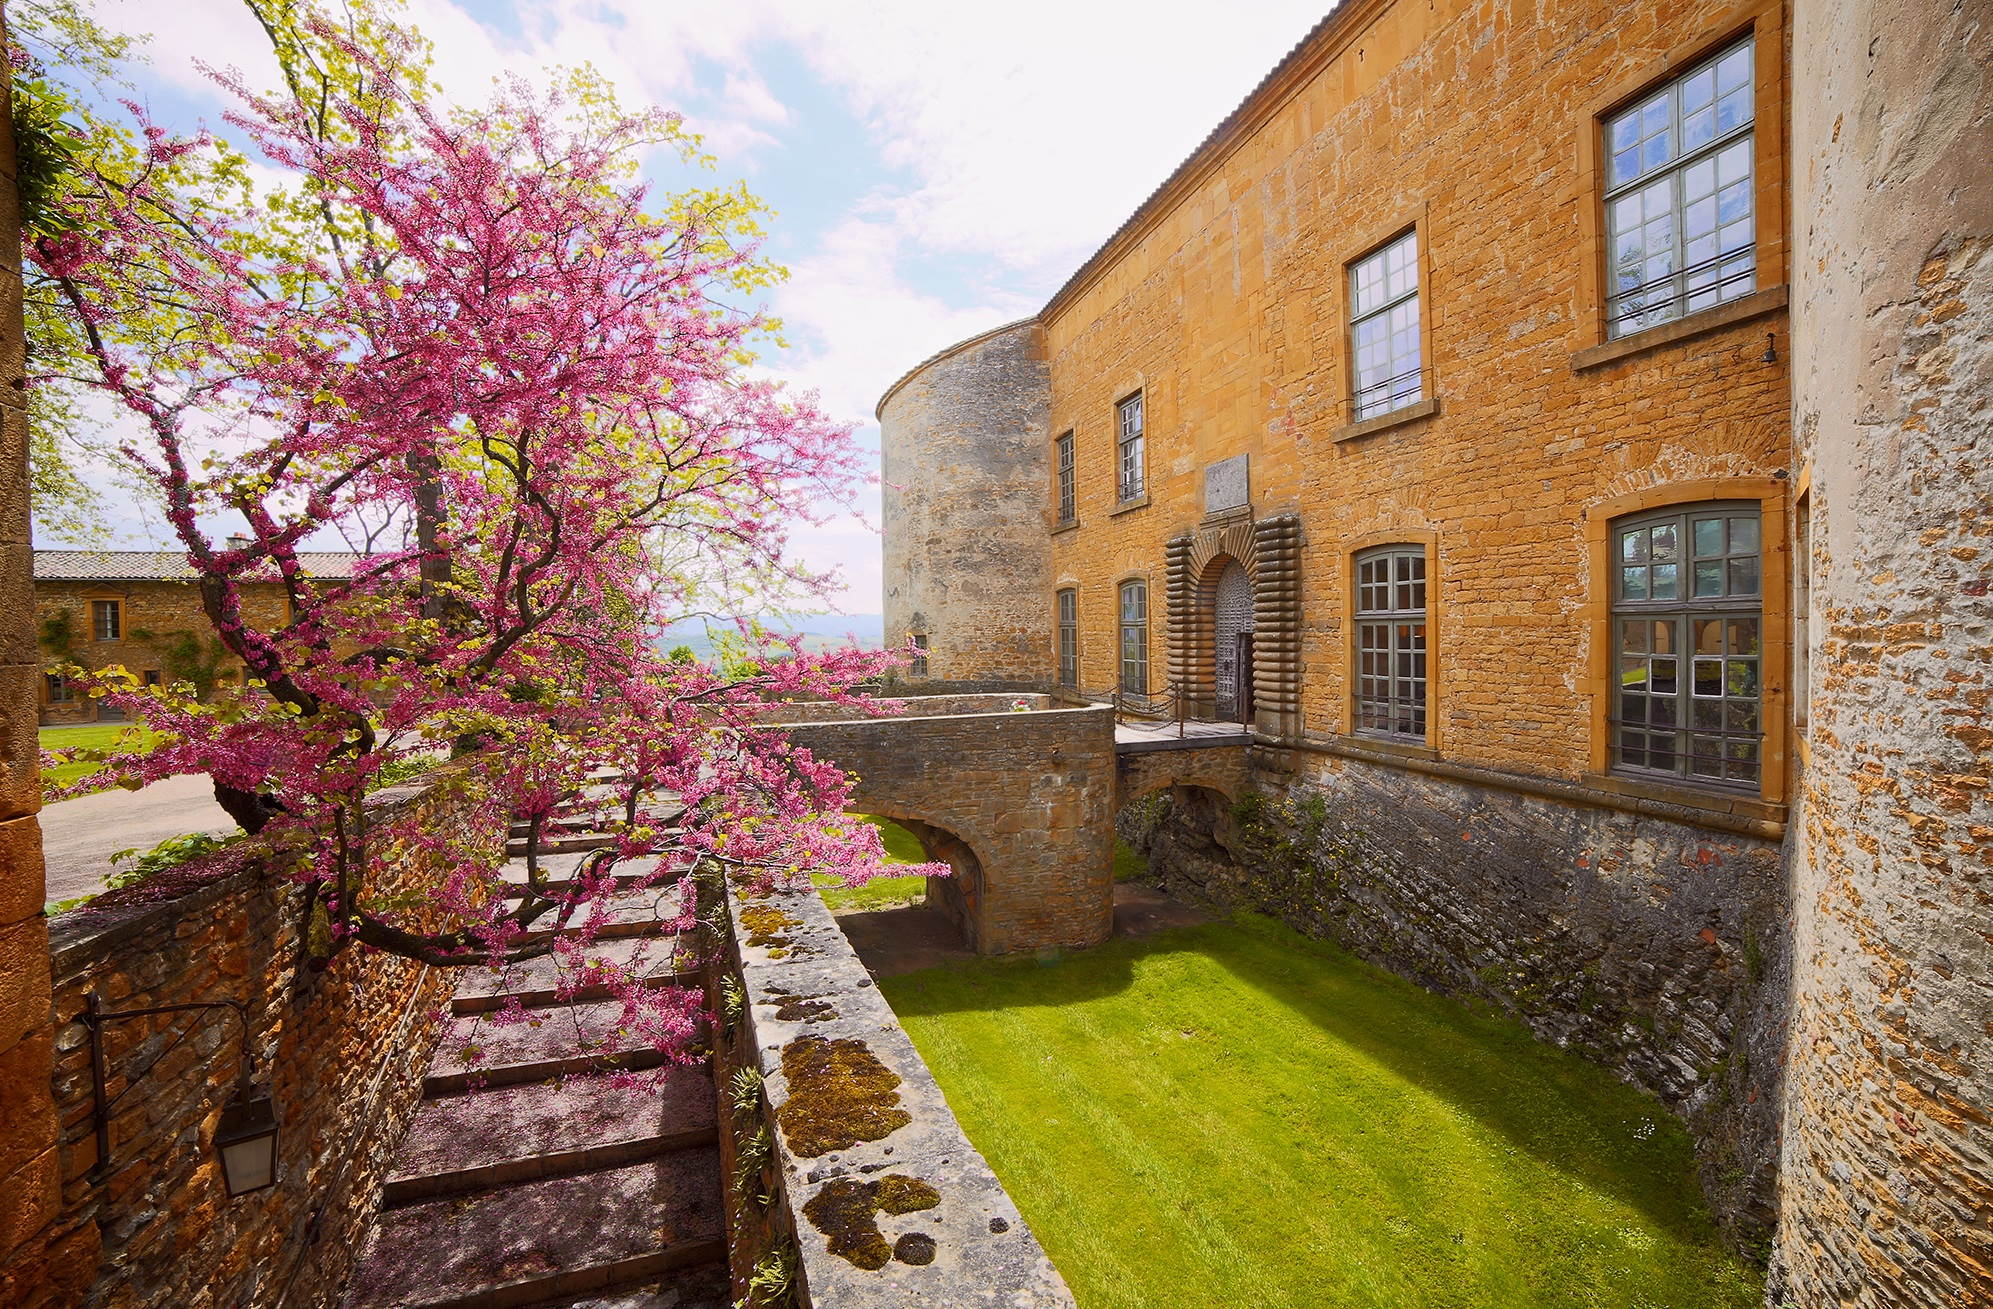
724,877,1076,1307
762,694,1106,730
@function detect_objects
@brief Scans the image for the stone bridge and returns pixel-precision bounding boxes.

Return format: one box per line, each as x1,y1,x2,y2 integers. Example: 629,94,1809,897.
771,695,1250,954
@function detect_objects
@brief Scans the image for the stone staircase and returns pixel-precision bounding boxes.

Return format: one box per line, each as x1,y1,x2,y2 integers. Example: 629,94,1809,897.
343,847,728,1309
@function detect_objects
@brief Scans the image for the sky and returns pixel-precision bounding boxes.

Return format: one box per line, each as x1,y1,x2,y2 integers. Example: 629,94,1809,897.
57,0,1332,613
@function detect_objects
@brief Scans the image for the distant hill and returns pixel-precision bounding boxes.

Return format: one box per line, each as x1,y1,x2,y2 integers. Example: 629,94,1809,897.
657,613,884,663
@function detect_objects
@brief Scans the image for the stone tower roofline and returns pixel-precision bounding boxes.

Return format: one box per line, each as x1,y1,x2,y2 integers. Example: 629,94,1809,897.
873,315,1041,420
875,0,1390,420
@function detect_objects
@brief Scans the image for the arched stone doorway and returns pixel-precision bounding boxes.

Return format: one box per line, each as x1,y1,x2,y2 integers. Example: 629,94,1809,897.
881,813,987,950
1210,558,1255,722
1164,513,1302,734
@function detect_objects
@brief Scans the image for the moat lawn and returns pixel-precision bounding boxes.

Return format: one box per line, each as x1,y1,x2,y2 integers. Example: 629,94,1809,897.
881,913,1764,1309
38,723,159,795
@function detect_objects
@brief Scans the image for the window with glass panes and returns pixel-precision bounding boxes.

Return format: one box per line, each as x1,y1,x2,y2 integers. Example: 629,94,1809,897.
1116,393,1144,502
1056,432,1076,524
1350,230,1422,421
1118,580,1147,693
909,633,929,678
1604,37,1756,337
45,673,74,704
1057,589,1078,686
1354,546,1428,739
1611,503,1763,786
91,599,120,640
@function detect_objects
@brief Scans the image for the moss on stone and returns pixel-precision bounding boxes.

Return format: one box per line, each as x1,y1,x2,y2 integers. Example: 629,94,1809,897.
776,1036,912,1157
739,903,800,950
801,1174,941,1270
770,991,838,1023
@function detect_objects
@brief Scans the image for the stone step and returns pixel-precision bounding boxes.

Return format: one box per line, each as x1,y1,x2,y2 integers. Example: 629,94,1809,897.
531,1262,731,1309
425,999,688,1095
507,833,622,857
343,1150,725,1309
510,892,688,951
451,936,699,1015
384,1066,718,1205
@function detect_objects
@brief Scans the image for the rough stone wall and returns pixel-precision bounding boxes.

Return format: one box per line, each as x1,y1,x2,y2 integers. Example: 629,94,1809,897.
779,707,1115,954
762,693,1051,725
0,22,66,1301
879,321,1052,691
19,773,492,1309
1128,747,1788,1250
35,579,314,725
1778,0,1993,1303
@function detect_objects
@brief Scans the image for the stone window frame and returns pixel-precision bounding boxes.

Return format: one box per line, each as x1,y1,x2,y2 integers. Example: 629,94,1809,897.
909,633,929,679
1573,0,1790,369
1117,577,1149,695
1115,391,1145,505
90,598,121,641
1053,430,1077,527
1608,500,1766,789
1056,587,1079,687
44,672,75,705
1340,530,1442,755
1332,206,1439,443
1583,478,1789,816
1352,544,1430,744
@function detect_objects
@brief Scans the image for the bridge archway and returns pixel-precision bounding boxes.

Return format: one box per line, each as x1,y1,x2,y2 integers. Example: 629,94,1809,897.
849,807,990,951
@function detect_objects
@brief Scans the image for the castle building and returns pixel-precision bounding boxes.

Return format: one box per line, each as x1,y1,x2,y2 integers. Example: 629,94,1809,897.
879,0,1990,1303
32,550,360,724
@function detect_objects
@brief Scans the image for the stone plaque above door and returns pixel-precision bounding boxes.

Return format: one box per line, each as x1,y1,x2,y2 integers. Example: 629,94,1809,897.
1204,455,1249,516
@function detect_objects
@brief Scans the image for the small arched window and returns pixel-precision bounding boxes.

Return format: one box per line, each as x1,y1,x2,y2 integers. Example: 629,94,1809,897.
1118,580,1148,694
1353,545,1428,740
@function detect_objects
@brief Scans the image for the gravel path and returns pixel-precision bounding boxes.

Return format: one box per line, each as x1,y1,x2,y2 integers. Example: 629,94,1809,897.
37,773,236,904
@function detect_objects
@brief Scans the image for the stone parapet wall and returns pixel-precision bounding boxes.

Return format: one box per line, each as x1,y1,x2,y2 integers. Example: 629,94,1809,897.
762,694,1052,725
1125,747,1788,1251
713,875,1074,1307
778,706,1116,955
23,772,494,1308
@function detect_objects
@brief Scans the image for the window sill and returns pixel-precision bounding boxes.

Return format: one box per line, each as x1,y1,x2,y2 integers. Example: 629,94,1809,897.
1201,505,1252,527
1572,285,1788,371
1331,396,1439,444
1109,495,1151,517
1050,519,1081,536
1340,732,1439,762
1583,771,1786,824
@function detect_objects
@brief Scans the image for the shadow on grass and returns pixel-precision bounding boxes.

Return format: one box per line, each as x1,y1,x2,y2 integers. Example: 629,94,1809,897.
882,911,1729,1251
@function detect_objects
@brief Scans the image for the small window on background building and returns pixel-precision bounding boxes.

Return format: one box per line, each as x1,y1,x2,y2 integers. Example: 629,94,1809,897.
143,670,162,687
1604,36,1756,337
1354,546,1428,740
91,600,121,641
1056,432,1076,525
1118,580,1147,694
1057,589,1078,686
1116,393,1145,503
1611,502,1763,786
909,633,929,679
1350,230,1422,421
45,673,74,704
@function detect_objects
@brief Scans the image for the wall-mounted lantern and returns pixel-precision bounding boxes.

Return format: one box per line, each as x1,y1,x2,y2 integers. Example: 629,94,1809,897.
83,993,279,1197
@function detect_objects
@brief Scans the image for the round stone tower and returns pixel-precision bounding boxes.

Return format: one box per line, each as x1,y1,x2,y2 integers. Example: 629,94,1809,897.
876,319,1052,690
1780,0,1992,1303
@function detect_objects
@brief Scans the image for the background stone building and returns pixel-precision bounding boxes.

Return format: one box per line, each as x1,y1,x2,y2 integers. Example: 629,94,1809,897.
32,550,361,724
879,0,1990,1303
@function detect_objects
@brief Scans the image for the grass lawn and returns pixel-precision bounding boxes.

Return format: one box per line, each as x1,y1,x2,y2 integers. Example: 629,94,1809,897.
881,913,1763,1309
815,815,930,911
37,724,159,796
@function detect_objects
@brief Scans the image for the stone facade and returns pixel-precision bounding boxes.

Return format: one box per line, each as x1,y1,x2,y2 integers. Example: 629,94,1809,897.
1779,0,1993,1302
33,559,356,726
879,320,1052,691
875,0,1991,1295
0,21,64,1301
14,772,492,1309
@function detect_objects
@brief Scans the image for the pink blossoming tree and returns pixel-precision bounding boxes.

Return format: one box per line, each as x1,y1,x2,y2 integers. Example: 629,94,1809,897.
29,8,928,1066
